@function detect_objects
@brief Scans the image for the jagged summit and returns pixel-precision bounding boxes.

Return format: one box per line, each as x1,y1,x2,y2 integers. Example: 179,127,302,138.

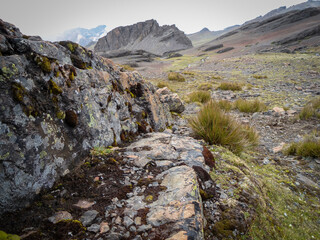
94,19,192,56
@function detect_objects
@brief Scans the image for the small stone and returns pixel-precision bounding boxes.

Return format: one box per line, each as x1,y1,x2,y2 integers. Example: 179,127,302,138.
87,224,100,233
135,217,142,225
166,231,188,240
80,210,98,226
220,191,228,199
73,200,95,209
115,216,122,224
263,158,270,165
94,176,100,182
273,142,285,153
48,211,72,224
123,216,134,228
130,225,137,232
137,224,152,232
100,222,110,233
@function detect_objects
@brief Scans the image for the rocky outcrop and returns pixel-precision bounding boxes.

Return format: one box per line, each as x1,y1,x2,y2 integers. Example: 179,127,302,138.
94,19,193,57
156,87,185,113
0,18,173,213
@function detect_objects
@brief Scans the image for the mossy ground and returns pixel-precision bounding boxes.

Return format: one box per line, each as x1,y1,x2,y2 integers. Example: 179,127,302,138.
208,145,320,240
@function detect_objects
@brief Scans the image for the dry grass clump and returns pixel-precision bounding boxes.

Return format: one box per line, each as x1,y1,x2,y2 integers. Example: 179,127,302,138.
252,74,268,79
198,83,213,91
188,91,211,103
168,72,185,82
211,75,223,80
234,99,266,113
299,97,320,120
284,131,320,158
214,99,233,111
182,71,195,76
218,82,242,91
189,101,258,154
157,81,170,89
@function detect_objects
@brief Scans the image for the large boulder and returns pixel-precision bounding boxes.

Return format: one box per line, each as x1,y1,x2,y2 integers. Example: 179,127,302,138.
0,18,172,213
94,19,193,57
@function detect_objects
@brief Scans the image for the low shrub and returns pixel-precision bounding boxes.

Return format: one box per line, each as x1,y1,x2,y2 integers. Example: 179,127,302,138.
189,101,258,154
188,91,211,103
234,99,266,113
157,81,170,89
198,83,213,91
215,99,233,111
218,82,242,91
284,132,320,158
299,97,320,120
168,72,185,82
252,74,268,79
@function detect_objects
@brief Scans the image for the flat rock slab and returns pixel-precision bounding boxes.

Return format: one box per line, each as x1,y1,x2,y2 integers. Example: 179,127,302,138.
123,132,208,239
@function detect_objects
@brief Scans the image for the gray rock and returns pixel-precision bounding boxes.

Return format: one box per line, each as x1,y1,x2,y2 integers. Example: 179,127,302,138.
94,19,192,56
0,19,172,214
123,216,134,228
87,224,100,233
80,210,99,227
156,87,185,113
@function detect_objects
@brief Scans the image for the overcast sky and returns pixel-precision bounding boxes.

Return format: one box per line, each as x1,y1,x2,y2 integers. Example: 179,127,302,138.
0,0,307,40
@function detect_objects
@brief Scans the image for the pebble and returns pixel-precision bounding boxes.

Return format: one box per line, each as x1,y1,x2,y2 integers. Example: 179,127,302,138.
87,224,100,233
80,210,98,227
123,216,134,228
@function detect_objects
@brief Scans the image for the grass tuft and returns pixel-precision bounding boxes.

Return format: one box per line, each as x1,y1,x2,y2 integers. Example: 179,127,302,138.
252,74,268,79
188,91,211,103
168,72,186,82
197,83,213,91
218,82,242,91
284,131,320,158
299,97,320,120
120,65,135,71
189,101,258,154
234,99,266,113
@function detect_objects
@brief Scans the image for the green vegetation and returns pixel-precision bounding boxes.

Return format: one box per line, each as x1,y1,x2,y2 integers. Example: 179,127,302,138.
168,72,185,82
189,101,258,154
49,79,63,95
35,56,52,73
197,83,213,91
182,71,196,76
218,82,242,91
252,74,268,79
188,91,211,104
0,230,20,240
90,146,113,156
214,99,233,111
299,97,320,120
164,55,205,71
284,131,320,158
234,99,266,113
157,81,170,89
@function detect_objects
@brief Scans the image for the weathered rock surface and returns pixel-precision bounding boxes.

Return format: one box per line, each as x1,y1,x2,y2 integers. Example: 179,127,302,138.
156,87,185,113
94,19,193,57
0,18,172,213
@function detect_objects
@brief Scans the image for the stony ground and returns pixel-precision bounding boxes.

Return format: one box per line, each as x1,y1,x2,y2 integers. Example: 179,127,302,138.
1,49,320,240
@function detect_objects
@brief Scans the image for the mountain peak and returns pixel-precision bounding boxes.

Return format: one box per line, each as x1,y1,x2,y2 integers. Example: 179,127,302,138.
200,27,210,33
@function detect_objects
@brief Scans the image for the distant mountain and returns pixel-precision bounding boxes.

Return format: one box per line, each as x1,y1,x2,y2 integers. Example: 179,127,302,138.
187,25,239,47
244,0,320,25
56,25,107,47
94,19,192,57
201,7,320,54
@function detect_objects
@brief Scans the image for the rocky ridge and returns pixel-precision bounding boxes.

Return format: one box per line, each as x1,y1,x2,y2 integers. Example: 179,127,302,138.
94,19,193,57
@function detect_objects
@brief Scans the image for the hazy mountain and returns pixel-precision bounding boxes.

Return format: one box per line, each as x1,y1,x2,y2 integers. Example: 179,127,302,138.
187,25,239,47
56,25,107,47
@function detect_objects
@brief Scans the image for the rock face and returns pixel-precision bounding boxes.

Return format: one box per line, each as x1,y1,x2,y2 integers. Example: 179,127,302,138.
94,19,193,56
0,18,172,213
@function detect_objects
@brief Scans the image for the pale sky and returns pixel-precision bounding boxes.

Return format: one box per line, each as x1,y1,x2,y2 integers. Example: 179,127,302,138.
0,0,307,40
